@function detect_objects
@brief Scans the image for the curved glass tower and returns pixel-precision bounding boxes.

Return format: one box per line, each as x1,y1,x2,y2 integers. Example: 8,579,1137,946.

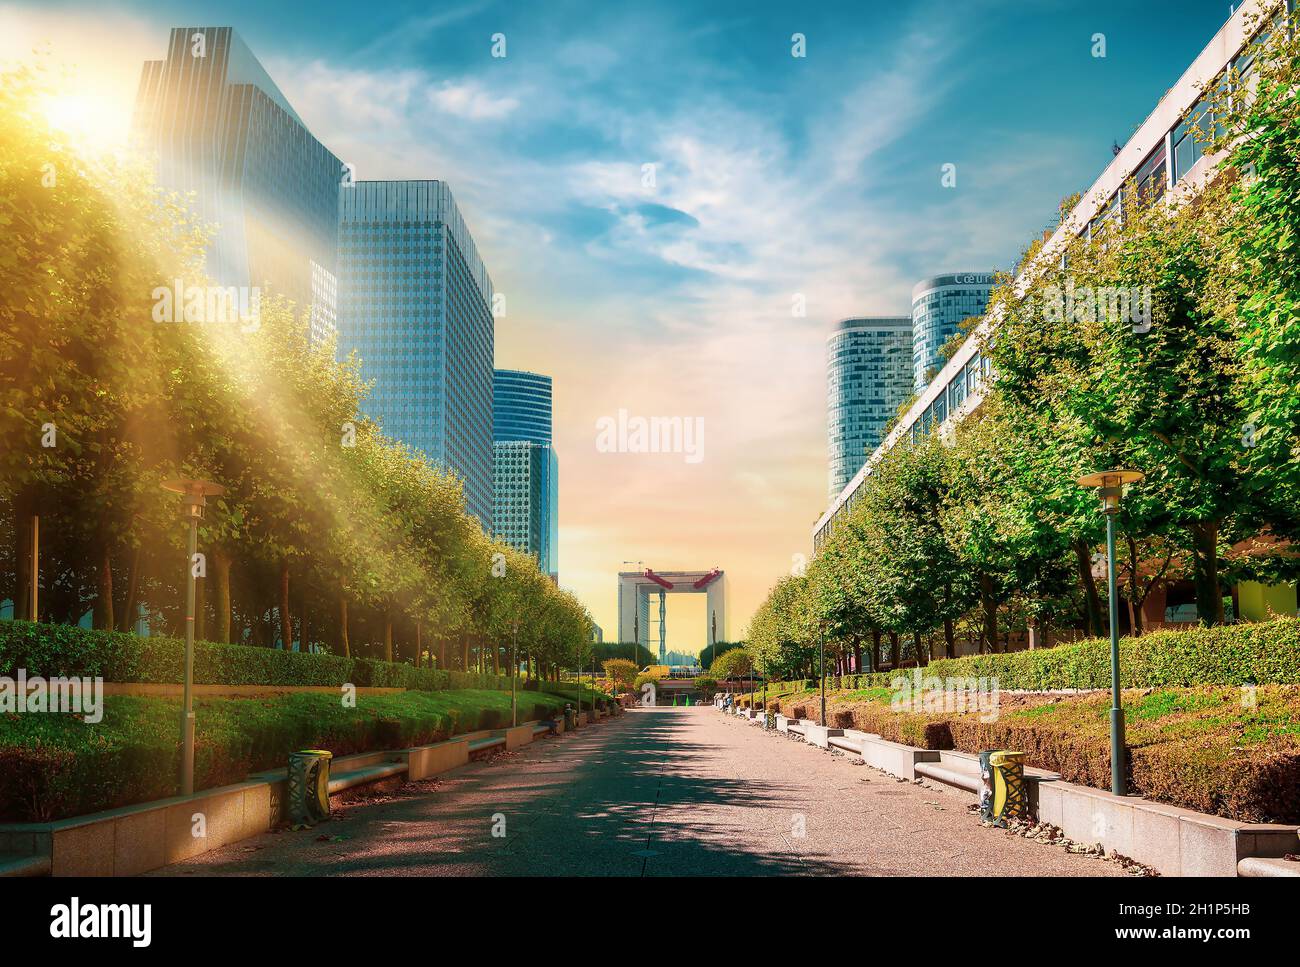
493,370,553,444
826,317,913,498
493,370,558,581
911,273,995,392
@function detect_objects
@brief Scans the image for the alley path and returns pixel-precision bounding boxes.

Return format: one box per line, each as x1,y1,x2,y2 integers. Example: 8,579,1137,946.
151,706,1122,876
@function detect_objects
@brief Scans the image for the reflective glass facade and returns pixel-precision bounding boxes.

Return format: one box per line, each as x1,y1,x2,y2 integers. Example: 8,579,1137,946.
337,181,495,529
493,370,553,444
132,27,341,342
492,441,557,580
910,274,995,392
493,370,558,580
826,318,913,498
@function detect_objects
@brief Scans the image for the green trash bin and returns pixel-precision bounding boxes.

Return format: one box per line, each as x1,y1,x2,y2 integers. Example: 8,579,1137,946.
288,749,333,827
563,703,577,730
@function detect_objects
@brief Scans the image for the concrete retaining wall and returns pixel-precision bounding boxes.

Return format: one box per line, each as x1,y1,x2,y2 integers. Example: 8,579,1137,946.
1036,778,1299,877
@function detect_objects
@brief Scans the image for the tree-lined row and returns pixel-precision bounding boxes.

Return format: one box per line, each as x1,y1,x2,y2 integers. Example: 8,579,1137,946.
749,10,1300,681
0,64,592,678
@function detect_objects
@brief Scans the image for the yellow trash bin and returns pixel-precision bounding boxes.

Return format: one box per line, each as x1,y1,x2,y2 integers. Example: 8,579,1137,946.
979,750,1027,826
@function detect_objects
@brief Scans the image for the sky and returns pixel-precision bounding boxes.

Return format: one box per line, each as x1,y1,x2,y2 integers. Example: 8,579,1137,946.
2,0,1240,652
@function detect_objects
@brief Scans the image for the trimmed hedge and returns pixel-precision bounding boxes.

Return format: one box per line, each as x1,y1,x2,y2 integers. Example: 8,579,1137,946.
0,620,516,692
816,685,1300,823
770,617,1300,694
938,688,1300,824
0,688,572,822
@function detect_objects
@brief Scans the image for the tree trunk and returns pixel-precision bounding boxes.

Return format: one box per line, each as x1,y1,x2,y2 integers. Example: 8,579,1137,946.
213,550,232,643
979,574,999,652
943,618,956,659
12,492,34,622
338,592,350,658
1074,539,1104,637
913,631,927,667
383,612,393,662
93,542,114,631
119,544,142,633
1188,519,1225,626
1126,535,1144,636
851,636,863,675
493,637,500,675
415,622,423,668
889,632,900,669
279,560,292,650
460,633,470,670
871,630,881,672
439,636,448,670
298,583,308,654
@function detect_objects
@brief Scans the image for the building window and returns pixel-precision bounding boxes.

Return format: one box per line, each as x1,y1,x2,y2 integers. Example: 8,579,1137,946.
1133,139,1168,206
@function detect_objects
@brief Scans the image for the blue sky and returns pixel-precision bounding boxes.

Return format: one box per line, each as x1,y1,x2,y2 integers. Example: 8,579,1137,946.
3,0,1241,644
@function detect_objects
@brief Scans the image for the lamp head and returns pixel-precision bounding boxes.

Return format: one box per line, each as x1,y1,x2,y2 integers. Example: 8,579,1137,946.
1075,470,1144,515
161,478,225,520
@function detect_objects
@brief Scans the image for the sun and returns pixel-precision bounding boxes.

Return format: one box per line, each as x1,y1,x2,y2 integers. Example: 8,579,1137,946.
41,91,129,153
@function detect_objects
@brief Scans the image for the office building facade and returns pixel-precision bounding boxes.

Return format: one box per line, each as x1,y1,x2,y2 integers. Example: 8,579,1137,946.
338,181,496,528
826,317,913,498
493,369,558,580
911,273,996,392
816,0,1286,551
132,26,342,343
492,441,550,572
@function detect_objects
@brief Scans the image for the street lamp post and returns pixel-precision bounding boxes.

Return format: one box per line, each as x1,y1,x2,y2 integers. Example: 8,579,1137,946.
1076,469,1144,796
161,478,225,796
819,623,827,726
511,619,519,727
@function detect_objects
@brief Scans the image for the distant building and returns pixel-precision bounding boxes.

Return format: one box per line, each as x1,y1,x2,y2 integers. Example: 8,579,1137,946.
337,181,495,528
826,317,913,498
910,273,996,392
493,370,558,580
132,26,342,345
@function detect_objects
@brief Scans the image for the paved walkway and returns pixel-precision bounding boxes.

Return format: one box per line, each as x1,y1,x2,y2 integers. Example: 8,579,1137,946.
151,707,1122,876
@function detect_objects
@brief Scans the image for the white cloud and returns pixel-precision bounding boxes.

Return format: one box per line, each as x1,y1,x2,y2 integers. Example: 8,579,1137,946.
428,80,519,120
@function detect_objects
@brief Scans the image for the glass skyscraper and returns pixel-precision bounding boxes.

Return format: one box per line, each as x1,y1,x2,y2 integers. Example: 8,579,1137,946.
493,370,553,444
911,273,996,392
493,370,558,581
132,26,342,343
337,181,496,529
827,317,913,498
